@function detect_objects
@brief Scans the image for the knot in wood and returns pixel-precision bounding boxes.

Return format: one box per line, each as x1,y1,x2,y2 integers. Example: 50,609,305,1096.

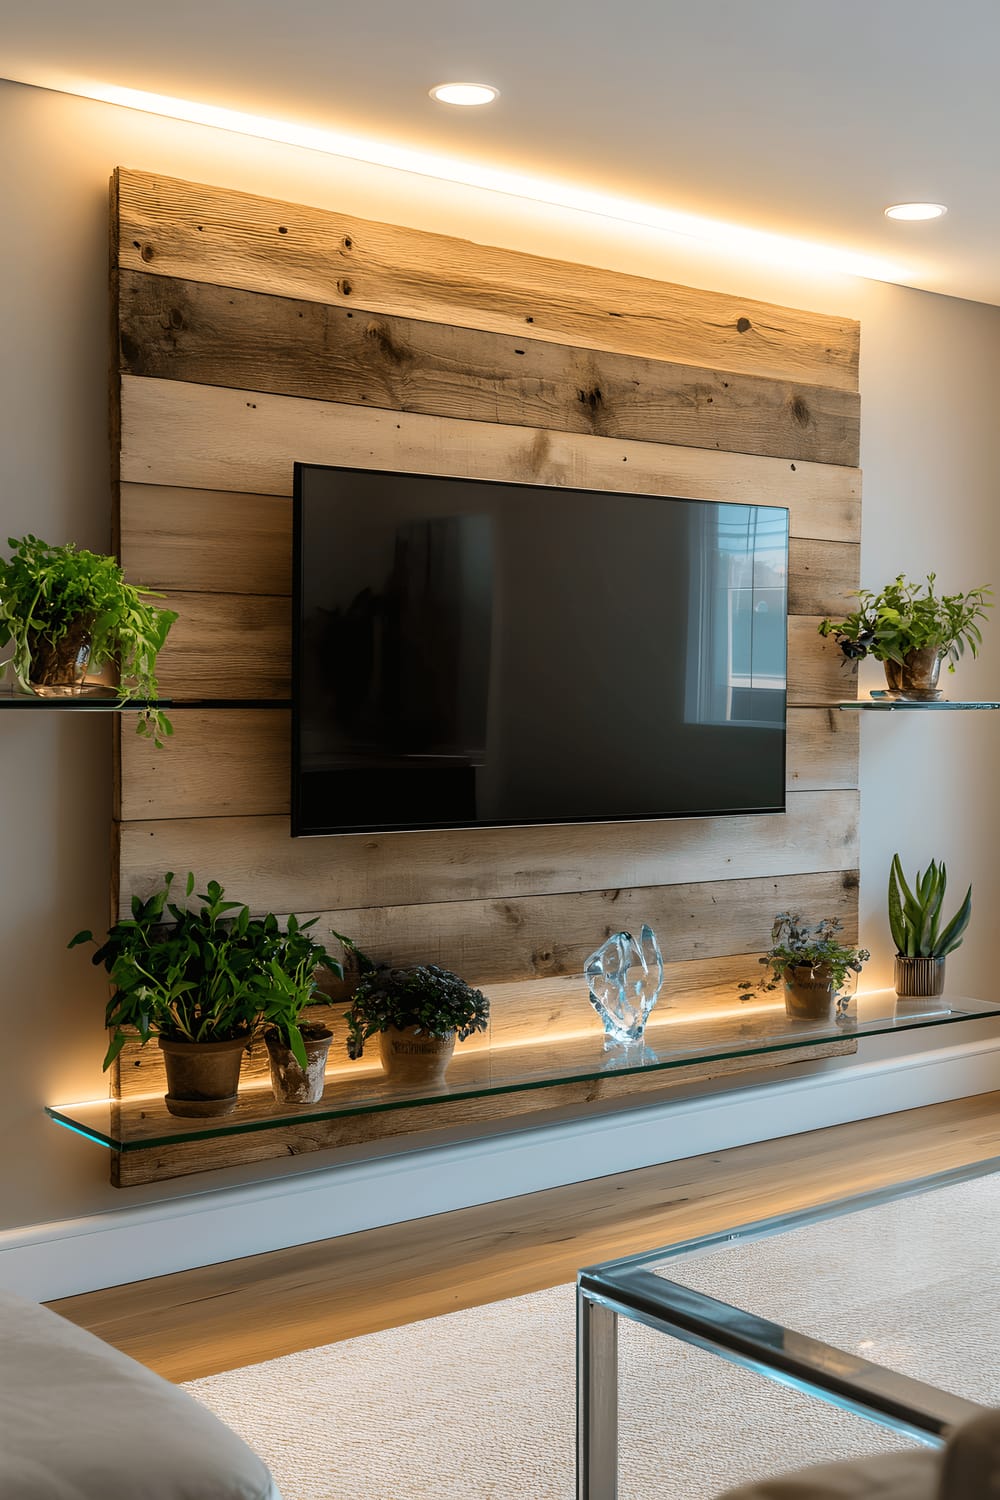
736,316,752,333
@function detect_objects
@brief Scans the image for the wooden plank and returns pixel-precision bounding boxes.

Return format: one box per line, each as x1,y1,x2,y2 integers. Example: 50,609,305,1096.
117,706,858,822
149,594,841,702
118,710,290,819
278,867,862,987
787,538,860,618
120,484,291,595
786,708,858,791
119,271,859,466
120,379,861,543
116,792,859,913
121,481,857,608
109,1039,857,1186
116,169,860,391
49,1096,1000,1377
153,592,289,698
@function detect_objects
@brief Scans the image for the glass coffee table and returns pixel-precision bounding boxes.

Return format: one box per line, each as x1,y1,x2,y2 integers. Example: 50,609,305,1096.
577,1156,1000,1498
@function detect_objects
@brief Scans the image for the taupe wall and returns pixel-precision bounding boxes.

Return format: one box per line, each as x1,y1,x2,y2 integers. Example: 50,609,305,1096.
1,79,1000,1234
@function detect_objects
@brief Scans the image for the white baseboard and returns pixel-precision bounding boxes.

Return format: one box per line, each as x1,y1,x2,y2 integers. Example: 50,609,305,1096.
5,1033,1000,1302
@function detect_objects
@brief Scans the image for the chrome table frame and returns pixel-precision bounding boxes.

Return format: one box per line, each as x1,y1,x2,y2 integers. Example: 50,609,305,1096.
576,1155,998,1499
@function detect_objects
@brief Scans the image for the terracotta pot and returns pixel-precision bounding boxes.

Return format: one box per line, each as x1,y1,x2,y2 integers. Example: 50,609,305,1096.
377,1026,455,1086
265,1024,333,1104
782,964,836,1021
27,615,94,696
895,954,947,998
883,647,944,701
158,1034,248,1117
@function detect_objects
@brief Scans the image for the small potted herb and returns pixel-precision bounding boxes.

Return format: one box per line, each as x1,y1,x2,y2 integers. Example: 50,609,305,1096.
889,854,971,999
0,534,177,742
739,913,870,1020
256,917,369,1103
345,963,490,1085
818,573,991,701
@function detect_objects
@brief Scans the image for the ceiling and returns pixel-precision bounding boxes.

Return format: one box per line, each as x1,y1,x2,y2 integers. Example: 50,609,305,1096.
4,0,1000,302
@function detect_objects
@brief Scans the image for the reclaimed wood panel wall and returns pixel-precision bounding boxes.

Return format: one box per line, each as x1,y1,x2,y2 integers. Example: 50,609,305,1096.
110,167,861,1130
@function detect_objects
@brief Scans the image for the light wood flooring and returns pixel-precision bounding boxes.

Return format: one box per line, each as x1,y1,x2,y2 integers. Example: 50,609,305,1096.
48,1092,1000,1383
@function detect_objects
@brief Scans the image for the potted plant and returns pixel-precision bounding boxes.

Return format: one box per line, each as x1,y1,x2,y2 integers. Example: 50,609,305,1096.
0,534,177,742
738,913,870,1020
889,854,972,999
818,573,991,700
345,963,490,1085
256,916,371,1104
69,873,342,1116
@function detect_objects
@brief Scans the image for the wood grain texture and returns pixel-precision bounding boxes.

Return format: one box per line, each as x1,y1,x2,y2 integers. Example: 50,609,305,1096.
108,1034,858,1187
120,379,861,544
120,484,291,595
116,169,860,391
787,538,860,617
117,793,859,914
49,1095,1000,1379
116,707,858,821
119,271,859,466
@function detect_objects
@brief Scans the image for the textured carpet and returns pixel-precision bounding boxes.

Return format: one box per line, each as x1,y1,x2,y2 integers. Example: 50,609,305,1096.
185,1173,1000,1498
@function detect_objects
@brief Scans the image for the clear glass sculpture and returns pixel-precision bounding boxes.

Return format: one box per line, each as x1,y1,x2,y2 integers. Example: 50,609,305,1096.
585,924,664,1044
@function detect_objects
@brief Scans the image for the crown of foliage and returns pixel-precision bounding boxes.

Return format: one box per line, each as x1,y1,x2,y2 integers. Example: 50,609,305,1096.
818,573,991,671
738,913,870,1000
344,963,490,1060
69,872,349,1070
889,854,972,960
0,535,177,743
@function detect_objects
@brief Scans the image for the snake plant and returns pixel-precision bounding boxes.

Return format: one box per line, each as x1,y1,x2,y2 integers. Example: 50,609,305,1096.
888,855,972,958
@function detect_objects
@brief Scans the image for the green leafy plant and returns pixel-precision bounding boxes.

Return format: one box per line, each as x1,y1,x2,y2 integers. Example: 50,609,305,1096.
738,913,870,1000
888,855,972,959
69,872,352,1070
0,535,177,743
256,914,372,1067
345,963,490,1061
818,573,991,671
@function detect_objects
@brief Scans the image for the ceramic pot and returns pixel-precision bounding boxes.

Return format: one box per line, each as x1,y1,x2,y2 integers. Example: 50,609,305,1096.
782,964,836,1021
158,1034,248,1117
27,615,93,696
377,1026,455,1086
894,954,947,998
883,647,944,701
265,1024,333,1104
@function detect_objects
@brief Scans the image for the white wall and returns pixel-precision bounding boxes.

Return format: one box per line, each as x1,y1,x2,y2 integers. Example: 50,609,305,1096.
2,78,1000,1287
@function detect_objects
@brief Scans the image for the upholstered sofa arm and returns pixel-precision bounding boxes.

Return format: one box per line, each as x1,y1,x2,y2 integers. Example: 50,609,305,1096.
0,1290,280,1499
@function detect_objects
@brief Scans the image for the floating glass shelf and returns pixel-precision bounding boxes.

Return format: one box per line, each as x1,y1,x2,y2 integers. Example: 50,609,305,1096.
46,992,1000,1156
837,693,1000,712
0,686,291,711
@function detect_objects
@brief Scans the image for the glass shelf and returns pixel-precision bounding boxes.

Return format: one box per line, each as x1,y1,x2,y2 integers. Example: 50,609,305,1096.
0,686,291,711
836,693,1000,712
46,992,1000,1154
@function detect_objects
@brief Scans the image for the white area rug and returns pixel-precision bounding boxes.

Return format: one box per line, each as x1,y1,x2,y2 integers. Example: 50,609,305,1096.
185,1173,1000,1498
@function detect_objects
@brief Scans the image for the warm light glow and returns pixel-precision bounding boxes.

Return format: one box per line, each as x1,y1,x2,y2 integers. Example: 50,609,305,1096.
27,79,908,283
884,202,948,221
429,82,499,107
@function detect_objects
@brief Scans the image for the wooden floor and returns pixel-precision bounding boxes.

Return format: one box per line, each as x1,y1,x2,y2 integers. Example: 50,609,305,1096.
48,1092,1000,1383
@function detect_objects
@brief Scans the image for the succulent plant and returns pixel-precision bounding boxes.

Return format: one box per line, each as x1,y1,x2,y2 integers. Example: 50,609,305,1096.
888,855,972,959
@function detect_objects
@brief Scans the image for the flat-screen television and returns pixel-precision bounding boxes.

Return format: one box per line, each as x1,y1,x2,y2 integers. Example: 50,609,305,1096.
292,464,788,837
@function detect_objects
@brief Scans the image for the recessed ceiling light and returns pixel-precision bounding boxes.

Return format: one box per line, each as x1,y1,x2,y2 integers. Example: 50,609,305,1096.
429,82,499,107
884,202,948,221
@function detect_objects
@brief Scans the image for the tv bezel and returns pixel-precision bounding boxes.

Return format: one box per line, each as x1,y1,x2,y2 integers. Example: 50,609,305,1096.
291,462,788,838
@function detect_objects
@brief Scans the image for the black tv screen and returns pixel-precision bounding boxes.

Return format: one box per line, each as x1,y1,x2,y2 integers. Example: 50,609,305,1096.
292,464,788,837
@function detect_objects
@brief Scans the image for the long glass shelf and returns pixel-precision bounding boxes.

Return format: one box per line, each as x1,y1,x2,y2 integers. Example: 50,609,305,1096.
0,687,290,711
46,993,1000,1154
